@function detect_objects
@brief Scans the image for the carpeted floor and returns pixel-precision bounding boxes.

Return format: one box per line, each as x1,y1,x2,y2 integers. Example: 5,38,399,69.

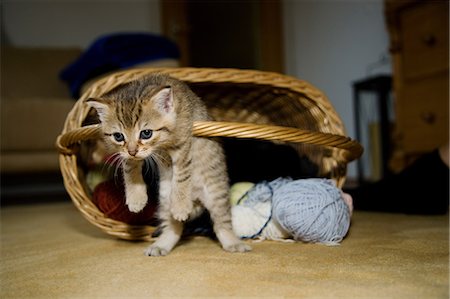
1,201,448,298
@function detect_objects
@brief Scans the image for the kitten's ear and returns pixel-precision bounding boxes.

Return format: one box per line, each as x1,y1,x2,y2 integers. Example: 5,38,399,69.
153,86,173,114
86,97,111,122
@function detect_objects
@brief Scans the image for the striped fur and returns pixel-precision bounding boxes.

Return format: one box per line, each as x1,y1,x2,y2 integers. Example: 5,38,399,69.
86,74,251,256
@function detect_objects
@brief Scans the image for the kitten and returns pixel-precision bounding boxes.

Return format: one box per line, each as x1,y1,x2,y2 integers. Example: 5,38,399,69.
87,73,251,256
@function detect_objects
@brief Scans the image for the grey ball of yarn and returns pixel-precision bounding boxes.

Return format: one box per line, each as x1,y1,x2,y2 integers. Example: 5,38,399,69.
272,178,351,245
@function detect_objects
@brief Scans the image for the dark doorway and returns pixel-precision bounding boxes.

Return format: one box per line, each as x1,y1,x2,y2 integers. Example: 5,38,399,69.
161,0,284,72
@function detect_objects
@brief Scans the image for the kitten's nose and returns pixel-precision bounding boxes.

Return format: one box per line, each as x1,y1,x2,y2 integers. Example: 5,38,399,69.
128,146,137,156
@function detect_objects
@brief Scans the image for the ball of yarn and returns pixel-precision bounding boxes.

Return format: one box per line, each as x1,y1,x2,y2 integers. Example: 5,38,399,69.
272,178,351,245
229,182,255,205
230,180,289,241
232,203,290,240
92,180,157,225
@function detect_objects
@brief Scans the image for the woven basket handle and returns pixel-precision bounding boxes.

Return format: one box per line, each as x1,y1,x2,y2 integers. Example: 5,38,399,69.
56,122,363,162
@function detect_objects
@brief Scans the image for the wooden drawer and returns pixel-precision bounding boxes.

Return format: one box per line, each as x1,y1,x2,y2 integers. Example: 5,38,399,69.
396,75,449,153
400,1,449,80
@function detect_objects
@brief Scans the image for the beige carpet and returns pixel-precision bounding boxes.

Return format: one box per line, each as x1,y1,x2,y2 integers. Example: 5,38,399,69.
1,201,448,298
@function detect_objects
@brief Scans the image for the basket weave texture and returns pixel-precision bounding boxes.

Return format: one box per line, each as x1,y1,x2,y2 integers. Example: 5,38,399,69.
56,67,363,240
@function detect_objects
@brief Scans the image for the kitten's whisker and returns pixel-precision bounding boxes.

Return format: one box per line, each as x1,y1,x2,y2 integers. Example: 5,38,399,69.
143,158,156,181
143,158,151,176
112,156,126,184
152,152,171,169
149,154,162,179
94,153,120,183
149,153,161,168
154,152,169,165
103,153,121,174
104,153,119,164
148,157,160,186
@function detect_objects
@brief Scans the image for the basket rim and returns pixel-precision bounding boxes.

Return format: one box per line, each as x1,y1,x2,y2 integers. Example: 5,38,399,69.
56,121,363,162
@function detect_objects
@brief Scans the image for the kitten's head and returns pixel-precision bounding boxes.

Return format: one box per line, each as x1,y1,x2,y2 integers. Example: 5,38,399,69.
87,83,176,161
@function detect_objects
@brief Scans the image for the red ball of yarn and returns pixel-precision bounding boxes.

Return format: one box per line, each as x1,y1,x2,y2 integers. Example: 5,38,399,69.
92,179,157,225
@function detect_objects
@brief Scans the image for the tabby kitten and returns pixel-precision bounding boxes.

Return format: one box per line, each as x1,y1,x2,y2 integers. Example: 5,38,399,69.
87,73,251,256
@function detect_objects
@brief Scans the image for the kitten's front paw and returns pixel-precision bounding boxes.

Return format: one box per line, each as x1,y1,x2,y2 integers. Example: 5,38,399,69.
144,245,169,257
223,242,252,253
170,200,192,222
126,186,148,213
127,200,147,213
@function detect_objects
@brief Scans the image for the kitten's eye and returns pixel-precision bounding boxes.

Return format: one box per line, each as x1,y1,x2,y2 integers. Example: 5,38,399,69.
113,132,125,142
140,129,153,140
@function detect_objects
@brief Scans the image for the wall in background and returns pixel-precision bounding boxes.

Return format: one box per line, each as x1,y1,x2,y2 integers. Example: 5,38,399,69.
2,0,391,180
283,0,392,178
2,0,161,48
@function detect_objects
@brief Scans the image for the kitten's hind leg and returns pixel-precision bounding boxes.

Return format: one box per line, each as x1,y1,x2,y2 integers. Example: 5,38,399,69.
215,224,252,253
204,196,252,253
145,217,183,257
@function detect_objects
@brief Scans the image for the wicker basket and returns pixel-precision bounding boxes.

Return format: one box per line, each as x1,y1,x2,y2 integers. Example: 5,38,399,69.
56,67,363,241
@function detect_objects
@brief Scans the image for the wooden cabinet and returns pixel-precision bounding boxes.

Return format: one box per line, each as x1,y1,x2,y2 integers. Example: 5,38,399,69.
385,0,449,171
